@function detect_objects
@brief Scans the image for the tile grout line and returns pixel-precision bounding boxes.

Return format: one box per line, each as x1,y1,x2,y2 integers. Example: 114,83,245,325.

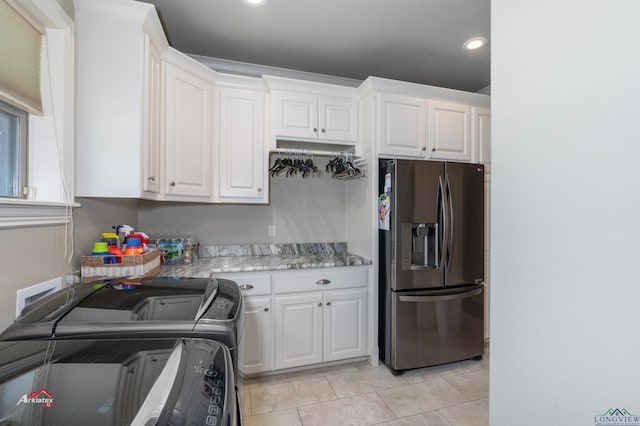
296,406,303,426
375,389,400,421
434,407,456,426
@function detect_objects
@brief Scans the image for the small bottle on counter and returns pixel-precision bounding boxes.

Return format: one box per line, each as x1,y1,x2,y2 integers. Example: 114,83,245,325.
124,237,145,255
183,239,193,264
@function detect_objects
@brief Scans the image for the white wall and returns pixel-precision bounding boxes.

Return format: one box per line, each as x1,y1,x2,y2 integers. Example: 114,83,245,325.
138,170,347,244
72,197,139,265
491,1,640,424
0,198,138,330
0,226,72,329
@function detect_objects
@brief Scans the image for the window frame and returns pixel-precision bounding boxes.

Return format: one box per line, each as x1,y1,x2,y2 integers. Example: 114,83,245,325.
0,0,78,229
0,99,28,200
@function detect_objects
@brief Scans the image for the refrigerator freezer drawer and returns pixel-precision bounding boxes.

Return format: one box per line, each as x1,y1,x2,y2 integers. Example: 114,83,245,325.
390,285,484,370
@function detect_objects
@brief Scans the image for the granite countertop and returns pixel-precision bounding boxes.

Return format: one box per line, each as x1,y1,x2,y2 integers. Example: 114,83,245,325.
159,243,371,278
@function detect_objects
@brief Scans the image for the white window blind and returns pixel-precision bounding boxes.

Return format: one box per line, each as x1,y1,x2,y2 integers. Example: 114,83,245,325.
0,0,43,114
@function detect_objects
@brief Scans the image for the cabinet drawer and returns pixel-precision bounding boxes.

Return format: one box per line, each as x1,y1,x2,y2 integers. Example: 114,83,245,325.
213,273,271,296
273,268,367,294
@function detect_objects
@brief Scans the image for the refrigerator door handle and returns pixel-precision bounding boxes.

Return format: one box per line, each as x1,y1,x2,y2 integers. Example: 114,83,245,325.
398,287,483,303
445,173,454,271
438,176,447,270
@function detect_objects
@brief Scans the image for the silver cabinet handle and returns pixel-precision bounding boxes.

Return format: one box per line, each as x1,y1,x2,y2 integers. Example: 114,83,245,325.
321,128,326,133
239,284,254,291
264,307,269,312
316,279,331,285
257,188,262,192
148,176,156,182
169,181,176,187
326,301,331,306
313,127,318,133
317,302,322,307
421,147,427,151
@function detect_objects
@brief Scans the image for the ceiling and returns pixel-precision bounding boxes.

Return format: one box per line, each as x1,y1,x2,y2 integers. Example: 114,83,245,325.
137,0,490,93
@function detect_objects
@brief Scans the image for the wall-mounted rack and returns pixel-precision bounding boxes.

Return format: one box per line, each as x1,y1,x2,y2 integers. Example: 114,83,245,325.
271,147,361,160
270,148,366,180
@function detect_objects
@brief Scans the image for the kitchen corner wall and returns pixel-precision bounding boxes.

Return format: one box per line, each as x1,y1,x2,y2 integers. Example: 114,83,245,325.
73,197,140,266
138,172,347,244
0,226,72,329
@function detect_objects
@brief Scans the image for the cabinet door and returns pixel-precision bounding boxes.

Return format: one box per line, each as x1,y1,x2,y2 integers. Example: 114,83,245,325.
217,87,267,203
319,97,358,142
241,296,272,375
271,92,318,140
323,289,367,362
274,293,323,370
143,34,162,194
473,107,491,164
163,63,212,198
427,100,472,162
377,93,427,157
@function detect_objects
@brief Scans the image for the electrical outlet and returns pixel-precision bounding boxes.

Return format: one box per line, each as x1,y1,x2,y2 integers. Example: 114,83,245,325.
268,225,276,237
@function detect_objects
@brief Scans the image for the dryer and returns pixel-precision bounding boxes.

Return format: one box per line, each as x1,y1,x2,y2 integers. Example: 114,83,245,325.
0,337,240,425
0,277,244,378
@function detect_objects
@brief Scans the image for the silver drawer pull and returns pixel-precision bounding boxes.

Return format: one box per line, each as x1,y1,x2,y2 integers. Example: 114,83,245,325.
316,279,331,285
239,284,254,291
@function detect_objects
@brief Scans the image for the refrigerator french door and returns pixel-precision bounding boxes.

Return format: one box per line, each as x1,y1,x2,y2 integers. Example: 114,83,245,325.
379,159,485,373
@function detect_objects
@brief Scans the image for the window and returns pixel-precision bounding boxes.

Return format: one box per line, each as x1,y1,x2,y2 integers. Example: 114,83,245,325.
0,100,27,199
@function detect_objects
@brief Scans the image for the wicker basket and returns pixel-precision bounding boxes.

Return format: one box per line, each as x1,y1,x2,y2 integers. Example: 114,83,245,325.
81,249,161,282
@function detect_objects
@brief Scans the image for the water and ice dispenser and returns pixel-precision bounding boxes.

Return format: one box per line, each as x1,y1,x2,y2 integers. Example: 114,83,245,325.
401,223,439,270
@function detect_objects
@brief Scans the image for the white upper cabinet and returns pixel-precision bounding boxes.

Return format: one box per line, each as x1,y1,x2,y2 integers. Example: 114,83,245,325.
319,97,358,142
142,33,162,195
377,93,427,158
214,84,267,203
265,76,359,147
74,0,168,198
272,92,358,143
271,92,317,140
427,100,472,162
363,77,490,163
473,106,491,164
162,56,213,199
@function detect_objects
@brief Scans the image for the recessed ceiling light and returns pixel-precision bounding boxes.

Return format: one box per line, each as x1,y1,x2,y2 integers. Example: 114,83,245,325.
242,0,268,6
463,37,487,50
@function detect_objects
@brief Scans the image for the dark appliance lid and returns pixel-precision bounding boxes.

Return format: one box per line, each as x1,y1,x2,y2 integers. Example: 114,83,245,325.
0,277,242,342
0,337,236,426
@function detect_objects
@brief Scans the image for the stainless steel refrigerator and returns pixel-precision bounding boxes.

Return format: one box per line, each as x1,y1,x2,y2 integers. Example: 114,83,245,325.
378,159,485,374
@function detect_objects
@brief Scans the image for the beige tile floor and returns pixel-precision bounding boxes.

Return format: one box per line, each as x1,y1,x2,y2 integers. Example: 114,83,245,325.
239,348,489,426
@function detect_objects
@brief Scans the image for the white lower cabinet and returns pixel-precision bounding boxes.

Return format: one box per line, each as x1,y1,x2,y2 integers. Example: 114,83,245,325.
213,273,272,375
274,293,324,369
323,289,367,362
221,267,368,375
242,296,272,375
274,288,367,370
